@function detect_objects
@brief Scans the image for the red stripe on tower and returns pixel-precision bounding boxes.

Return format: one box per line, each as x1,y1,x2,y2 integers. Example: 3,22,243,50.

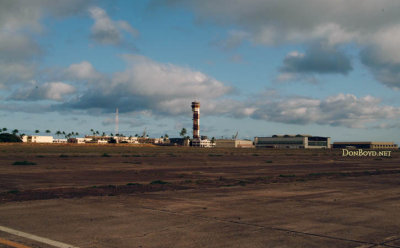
191,101,200,139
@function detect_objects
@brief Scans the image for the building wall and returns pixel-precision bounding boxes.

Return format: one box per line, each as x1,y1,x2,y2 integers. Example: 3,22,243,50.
22,135,53,143
216,139,254,148
255,137,306,149
215,140,236,148
333,142,398,149
255,136,330,149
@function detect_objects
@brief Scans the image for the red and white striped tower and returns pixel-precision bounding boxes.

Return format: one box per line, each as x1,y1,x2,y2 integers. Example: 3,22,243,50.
191,101,200,139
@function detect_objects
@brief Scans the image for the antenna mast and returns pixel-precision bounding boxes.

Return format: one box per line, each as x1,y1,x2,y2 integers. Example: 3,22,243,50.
115,108,119,135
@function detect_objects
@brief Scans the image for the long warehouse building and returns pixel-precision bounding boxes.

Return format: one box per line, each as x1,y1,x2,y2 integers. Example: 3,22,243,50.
254,134,331,149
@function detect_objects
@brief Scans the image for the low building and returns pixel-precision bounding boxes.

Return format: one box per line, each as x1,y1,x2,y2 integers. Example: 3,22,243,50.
116,136,139,144
191,138,214,148
215,139,254,148
333,142,398,149
53,138,67,143
254,134,331,149
22,135,53,143
169,138,190,146
68,137,92,144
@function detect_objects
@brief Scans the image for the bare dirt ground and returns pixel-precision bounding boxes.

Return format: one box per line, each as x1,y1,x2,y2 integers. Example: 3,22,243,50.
0,144,399,248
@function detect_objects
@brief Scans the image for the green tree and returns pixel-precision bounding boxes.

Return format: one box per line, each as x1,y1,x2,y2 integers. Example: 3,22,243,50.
12,129,19,135
55,130,62,138
0,133,22,142
45,130,51,134
179,128,187,138
2,128,7,132
35,129,40,134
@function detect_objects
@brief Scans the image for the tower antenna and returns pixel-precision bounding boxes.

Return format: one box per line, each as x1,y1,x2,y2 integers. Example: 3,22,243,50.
115,108,119,135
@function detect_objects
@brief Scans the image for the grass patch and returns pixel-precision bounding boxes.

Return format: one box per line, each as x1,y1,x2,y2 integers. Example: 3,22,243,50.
102,153,111,157
279,174,296,178
12,161,36,166
123,161,142,164
150,180,169,185
126,183,141,186
208,154,223,157
7,190,19,194
308,172,335,177
237,180,247,186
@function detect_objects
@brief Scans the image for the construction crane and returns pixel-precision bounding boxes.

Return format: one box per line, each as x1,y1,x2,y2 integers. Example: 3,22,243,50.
233,131,238,140
142,127,147,138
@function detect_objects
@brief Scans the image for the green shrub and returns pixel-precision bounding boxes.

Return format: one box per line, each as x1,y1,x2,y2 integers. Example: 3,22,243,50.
126,183,141,186
150,180,168,185
12,161,36,166
279,174,296,178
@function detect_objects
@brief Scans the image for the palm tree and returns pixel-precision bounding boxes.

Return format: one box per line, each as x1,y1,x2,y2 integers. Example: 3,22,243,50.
2,128,7,132
75,132,79,137
35,129,40,134
90,129,94,135
45,130,51,134
12,129,19,135
179,128,187,138
55,131,62,138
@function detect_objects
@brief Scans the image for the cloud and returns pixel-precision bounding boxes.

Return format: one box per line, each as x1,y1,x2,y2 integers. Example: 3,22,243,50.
89,6,139,46
0,0,93,88
58,55,233,115
156,0,400,87
9,82,76,101
64,61,104,82
247,93,400,128
360,47,400,90
213,30,249,50
278,44,353,81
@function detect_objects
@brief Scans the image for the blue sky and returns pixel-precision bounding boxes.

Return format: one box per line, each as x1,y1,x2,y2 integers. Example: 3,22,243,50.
1,0,400,142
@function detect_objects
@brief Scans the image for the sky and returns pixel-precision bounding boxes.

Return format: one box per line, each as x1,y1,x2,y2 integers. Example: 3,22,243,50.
1,0,400,142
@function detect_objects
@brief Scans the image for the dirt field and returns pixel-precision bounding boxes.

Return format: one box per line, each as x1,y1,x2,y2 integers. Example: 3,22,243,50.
0,144,399,248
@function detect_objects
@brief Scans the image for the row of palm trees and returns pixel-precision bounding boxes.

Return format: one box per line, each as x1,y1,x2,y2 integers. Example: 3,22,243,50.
1,127,176,141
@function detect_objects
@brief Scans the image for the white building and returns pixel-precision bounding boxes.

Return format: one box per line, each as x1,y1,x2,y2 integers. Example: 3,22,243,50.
68,137,92,144
53,138,67,143
22,135,53,143
191,138,214,148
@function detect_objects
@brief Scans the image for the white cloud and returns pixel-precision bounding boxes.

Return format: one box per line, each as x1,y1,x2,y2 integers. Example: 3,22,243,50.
0,0,93,88
60,54,233,115
247,93,400,128
10,81,76,101
158,0,400,87
65,61,104,82
89,6,139,45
